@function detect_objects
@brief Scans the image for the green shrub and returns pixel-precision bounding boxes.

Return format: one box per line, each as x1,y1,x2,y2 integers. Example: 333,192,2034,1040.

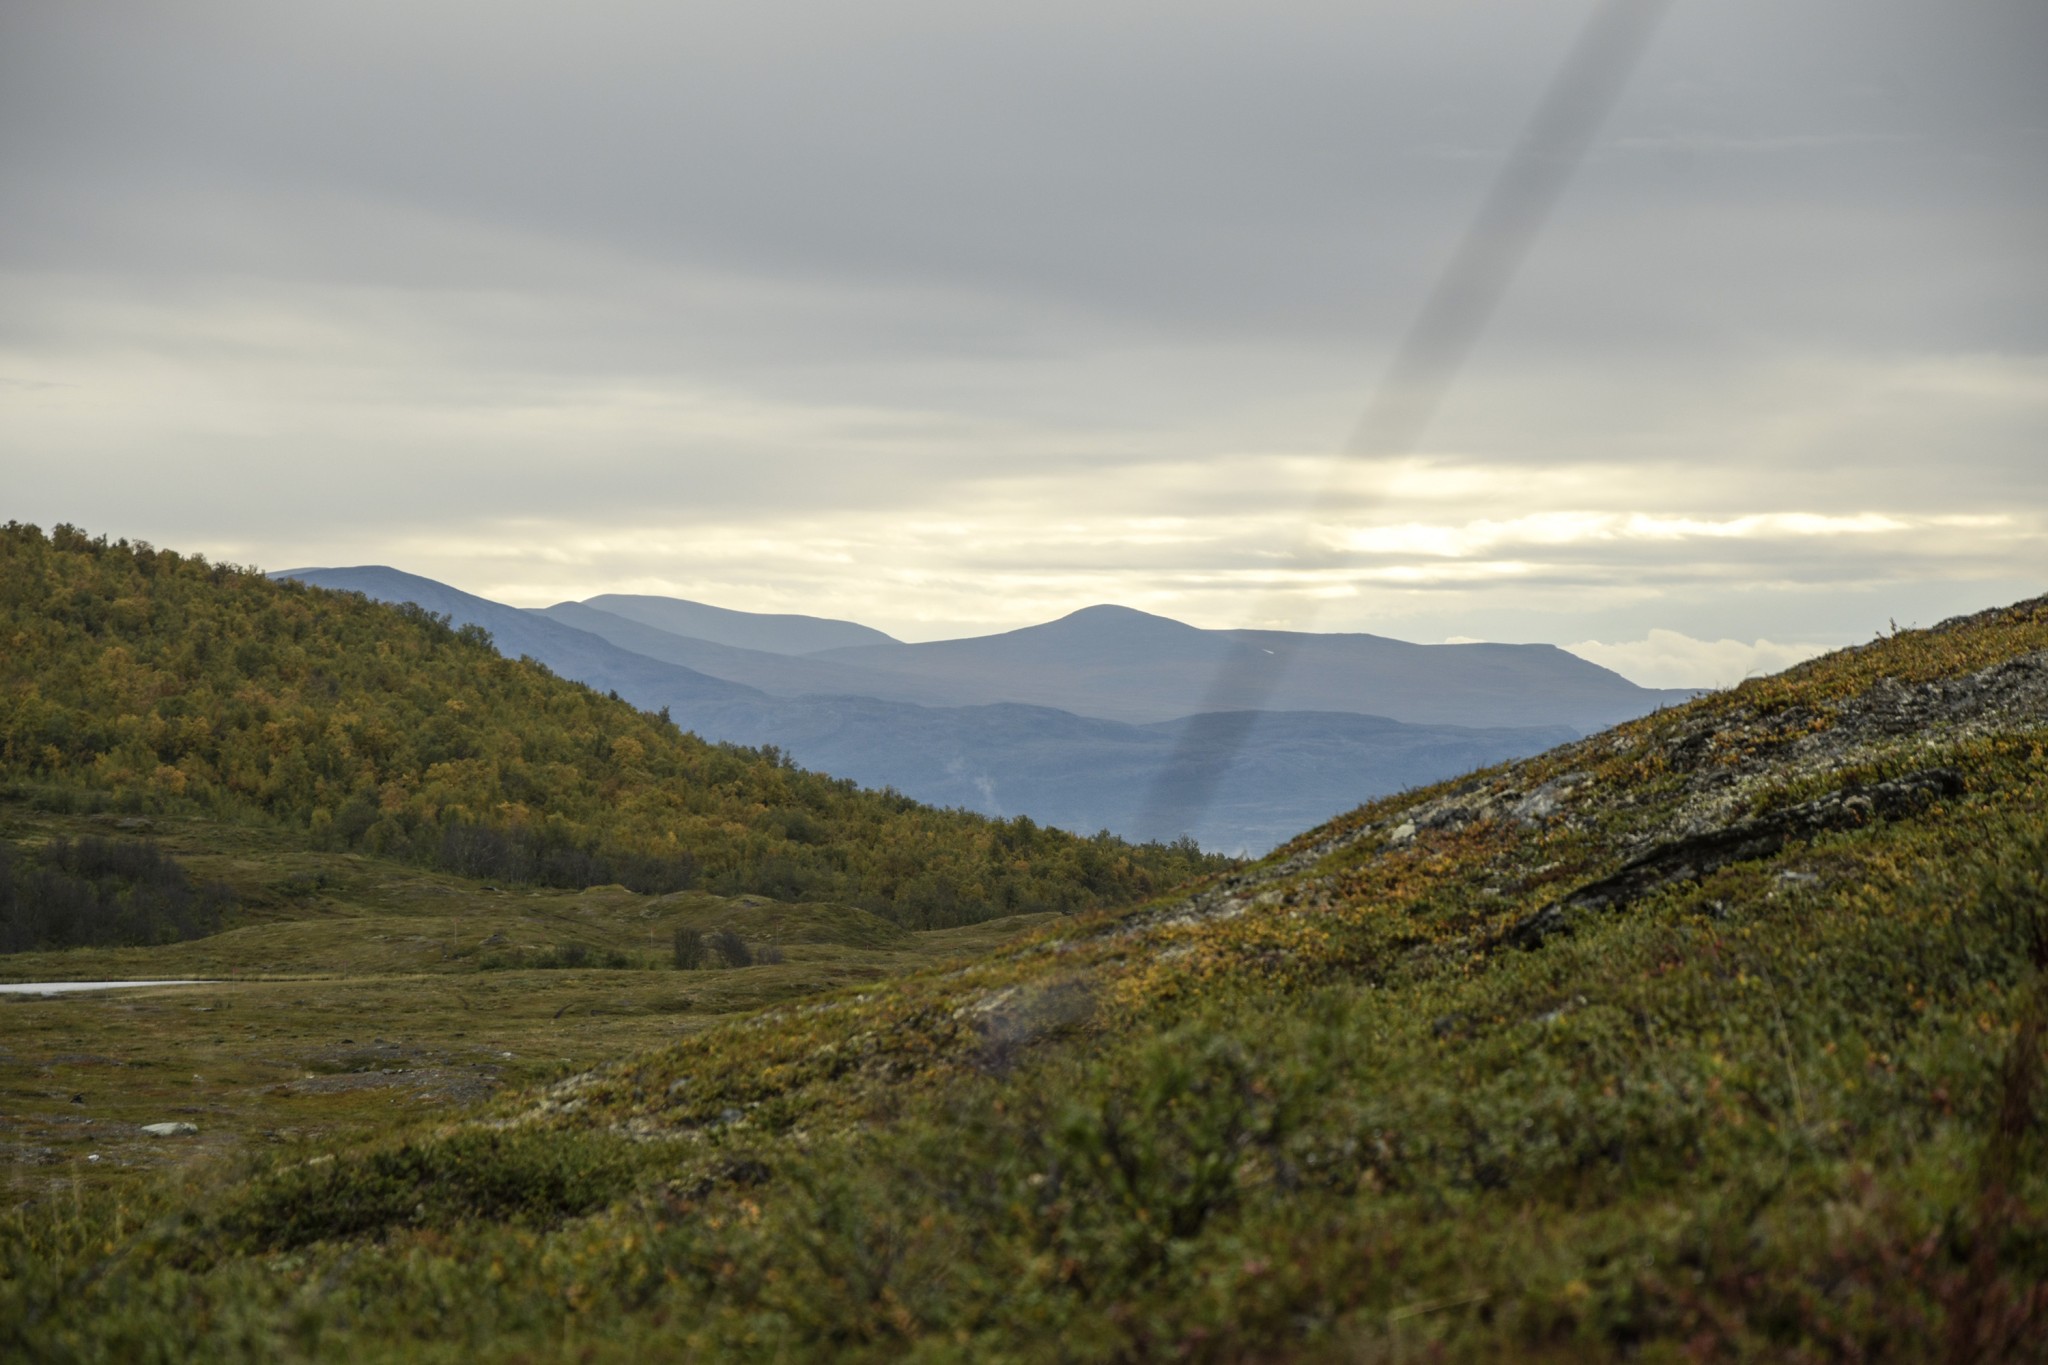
478,943,634,970
709,928,752,968
219,1129,642,1250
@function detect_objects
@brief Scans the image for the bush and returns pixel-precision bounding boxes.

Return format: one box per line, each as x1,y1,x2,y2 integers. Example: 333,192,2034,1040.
220,1129,642,1249
673,927,706,970
0,835,232,953
478,943,633,971
709,929,753,968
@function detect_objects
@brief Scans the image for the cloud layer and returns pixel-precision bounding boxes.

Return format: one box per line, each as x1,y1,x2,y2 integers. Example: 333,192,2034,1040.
2,0,2042,649
1561,631,1833,691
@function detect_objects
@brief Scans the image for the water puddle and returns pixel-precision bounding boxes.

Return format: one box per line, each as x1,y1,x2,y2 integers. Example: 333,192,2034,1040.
0,980,220,996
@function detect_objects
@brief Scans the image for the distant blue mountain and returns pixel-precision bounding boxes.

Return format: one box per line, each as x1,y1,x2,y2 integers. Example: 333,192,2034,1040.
536,601,971,708
580,593,895,655
553,595,1692,733
810,603,1696,731
677,694,1573,850
274,566,761,707
274,567,1630,853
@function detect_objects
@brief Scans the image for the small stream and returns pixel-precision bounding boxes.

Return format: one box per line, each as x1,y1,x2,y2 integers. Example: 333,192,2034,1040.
0,980,219,996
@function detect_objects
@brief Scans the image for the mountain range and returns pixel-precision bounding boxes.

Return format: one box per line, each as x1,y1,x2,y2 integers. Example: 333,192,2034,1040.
277,566,1695,852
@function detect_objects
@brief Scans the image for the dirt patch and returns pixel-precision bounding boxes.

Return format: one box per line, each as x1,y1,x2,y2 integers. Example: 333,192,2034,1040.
275,1065,503,1106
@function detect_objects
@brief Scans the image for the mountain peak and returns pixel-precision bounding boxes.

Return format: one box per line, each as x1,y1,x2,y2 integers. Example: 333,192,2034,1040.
1043,604,1197,634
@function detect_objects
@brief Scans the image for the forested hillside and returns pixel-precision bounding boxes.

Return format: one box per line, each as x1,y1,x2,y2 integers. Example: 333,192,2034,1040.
0,523,1227,927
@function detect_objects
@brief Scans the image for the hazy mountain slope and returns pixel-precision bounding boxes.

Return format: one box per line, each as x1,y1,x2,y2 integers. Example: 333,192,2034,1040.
21,595,2039,1360
275,566,761,709
536,600,972,708
580,592,896,654
684,693,1574,852
816,602,1694,729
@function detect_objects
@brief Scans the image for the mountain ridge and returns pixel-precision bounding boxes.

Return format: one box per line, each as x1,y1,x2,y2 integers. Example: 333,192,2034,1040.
809,602,1694,729
274,566,765,709
280,565,1654,850
580,592,896,655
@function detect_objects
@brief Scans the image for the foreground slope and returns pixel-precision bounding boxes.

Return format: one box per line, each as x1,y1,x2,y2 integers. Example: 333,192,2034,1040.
9,596,2048,1362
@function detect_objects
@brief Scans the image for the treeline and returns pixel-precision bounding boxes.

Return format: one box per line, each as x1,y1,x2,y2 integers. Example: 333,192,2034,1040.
0,835,232,953
0,523,1233,927
434,820,700,895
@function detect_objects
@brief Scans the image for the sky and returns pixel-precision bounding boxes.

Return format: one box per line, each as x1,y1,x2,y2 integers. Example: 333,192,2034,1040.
2,0,2043,688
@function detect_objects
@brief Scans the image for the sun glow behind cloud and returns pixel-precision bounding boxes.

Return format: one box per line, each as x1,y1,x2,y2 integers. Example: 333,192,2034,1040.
245,470,2034,655
1333,510,1917,559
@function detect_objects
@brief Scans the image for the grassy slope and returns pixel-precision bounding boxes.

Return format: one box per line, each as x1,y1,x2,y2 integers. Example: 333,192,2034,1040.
0,803,1052,1206
7,599,2048,1361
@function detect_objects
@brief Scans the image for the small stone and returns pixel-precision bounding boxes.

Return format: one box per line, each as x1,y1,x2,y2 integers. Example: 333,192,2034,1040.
140,1121,199,1137
1389,822,1417,844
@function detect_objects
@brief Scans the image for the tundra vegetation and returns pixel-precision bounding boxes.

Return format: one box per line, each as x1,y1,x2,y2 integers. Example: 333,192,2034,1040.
2,524,2045,1361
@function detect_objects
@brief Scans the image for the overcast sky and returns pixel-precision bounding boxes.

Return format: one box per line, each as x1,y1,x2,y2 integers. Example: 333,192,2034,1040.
3,0,2042,685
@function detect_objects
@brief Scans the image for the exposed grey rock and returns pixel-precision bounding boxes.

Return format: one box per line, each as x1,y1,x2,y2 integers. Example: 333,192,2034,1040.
1497,766,1966,950
140,1121,198,1137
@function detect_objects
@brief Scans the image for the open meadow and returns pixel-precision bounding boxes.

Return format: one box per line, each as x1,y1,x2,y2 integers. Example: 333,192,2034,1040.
1,803,1052,1207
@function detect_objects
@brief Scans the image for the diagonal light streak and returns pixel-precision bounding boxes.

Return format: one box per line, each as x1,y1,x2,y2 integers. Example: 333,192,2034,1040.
1136,0,1679,847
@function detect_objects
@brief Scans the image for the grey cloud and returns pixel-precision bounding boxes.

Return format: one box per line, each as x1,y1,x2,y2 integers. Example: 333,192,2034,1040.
1,0,2041,652
7,0,2040,341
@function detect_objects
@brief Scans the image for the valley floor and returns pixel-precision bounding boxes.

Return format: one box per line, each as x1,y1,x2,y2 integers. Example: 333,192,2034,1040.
0,807,1049,1205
